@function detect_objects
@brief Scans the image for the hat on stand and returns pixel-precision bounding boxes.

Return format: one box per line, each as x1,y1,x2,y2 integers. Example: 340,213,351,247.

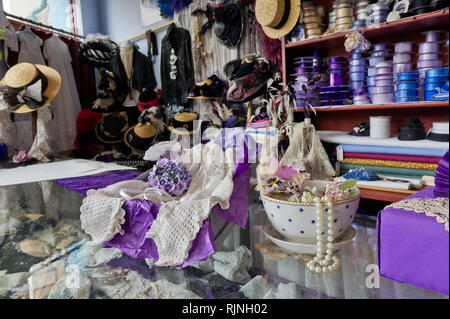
189,74,227,99
78,34,118,68
0,63,61,114
168,112,200,135
91,69,127,113
95,111,129,144
138,89,162,113
255,0,301,39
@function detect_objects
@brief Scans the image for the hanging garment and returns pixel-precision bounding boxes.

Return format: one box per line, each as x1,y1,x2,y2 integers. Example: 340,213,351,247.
160,23,195,106
17,27,46,64
0,9,19,61
109,45,157,106
43,35,82,152
0,40,9,77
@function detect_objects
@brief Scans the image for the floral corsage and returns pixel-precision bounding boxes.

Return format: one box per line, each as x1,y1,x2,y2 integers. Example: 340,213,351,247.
148,159,192,197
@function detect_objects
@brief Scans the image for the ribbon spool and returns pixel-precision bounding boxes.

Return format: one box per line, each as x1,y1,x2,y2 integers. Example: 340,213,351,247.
370,116,392,139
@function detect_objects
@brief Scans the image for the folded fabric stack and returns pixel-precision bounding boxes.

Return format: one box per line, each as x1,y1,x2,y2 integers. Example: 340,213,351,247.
318,130,448,182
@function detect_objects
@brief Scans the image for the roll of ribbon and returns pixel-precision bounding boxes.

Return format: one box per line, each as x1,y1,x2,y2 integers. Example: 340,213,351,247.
396,89,419,97
369,57,386,67
398,81,419,90
396,97,420,102
372,85,394,94
425,75,449,83
418,52,440,61
425,67,449,77
350,65,367,73
395,41,413,53
350,81,366,90
376,67,393,75
367,76,377,87
393,63,413,74
424,81,447,91
336,7,354,17
329,73,346,86
393,53,412,63
304,22,321,30
417,59,443,69
329,63,347,70
349,59,367,67
350,72,367,81
303,16,320,24
418,42,440,54
367,67,377,77
328,56,346,63
372,93,395,104
376,79,394,87
370,116,392,138
423,30,444,42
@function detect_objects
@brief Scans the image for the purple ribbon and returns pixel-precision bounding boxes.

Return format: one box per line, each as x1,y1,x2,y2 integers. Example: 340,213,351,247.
434,150,449,198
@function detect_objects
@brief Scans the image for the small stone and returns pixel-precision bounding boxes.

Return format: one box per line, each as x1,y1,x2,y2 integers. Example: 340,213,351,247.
19,240,52,258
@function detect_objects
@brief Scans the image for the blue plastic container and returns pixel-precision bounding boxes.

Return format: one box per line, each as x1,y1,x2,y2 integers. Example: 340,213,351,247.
397,81,419,90
396,89,418,97
425,68,449,77
424,82,446,91
396,97,419,102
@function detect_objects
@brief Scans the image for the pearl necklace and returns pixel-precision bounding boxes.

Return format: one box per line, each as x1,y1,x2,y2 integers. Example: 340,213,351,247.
307,197,341,273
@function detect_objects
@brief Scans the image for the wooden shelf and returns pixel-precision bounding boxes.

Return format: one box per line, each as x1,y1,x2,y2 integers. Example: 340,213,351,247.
357,185,429,202
293,101,449,112
286,9,449,51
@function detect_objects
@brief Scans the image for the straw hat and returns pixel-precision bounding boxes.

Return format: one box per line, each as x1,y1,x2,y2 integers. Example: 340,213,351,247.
168,112,199,135
124,122,158,152
0,63,61,114
255,0,301,39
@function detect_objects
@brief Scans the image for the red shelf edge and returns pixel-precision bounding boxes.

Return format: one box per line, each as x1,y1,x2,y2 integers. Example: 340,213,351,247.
293,101,449,112
286,9,449,49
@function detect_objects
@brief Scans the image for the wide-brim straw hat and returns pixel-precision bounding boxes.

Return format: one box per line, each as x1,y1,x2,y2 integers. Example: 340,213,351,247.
255,0,301,39
0,63,61,114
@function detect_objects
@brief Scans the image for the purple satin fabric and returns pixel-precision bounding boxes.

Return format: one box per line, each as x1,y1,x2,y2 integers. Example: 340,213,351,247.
377,187,449,296
103,199,216,268
56,171,140,196
434,150,449,198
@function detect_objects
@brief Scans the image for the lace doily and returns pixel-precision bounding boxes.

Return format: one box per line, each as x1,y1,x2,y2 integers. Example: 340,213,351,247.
255,241,314,261
386,197,449,231
80,180,149,243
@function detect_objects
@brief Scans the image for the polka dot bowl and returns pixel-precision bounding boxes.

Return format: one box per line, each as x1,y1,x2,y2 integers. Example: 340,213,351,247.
261,181,360,243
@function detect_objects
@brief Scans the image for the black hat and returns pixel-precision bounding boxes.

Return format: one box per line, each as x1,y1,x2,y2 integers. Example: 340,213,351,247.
214,3,244,48
189,75,227,99
95,111,129,144
78,34,118,68
91,70,127,113
168,112,199,135
398,118,426,141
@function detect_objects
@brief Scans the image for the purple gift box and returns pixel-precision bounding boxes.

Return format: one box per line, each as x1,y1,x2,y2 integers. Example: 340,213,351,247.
377,186,449,296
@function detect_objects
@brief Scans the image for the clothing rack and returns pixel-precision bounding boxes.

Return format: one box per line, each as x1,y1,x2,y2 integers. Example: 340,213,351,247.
119,20,174,44
5,12,85,40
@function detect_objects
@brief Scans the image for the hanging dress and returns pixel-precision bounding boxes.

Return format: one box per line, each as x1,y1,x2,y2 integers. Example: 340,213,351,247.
12,27,55,157
43,35,82,152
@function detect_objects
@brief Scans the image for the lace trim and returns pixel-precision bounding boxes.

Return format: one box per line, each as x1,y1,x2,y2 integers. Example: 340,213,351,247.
386,197,449,231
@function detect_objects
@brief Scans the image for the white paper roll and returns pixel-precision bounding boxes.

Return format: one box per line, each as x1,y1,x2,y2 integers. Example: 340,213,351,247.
370,116,392,139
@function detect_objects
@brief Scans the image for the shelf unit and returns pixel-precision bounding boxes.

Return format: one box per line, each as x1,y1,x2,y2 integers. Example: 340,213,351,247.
281,4,449,201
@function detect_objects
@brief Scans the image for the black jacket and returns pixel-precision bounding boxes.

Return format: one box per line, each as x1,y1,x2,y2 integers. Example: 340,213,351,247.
160,24,195,106
109,46,157,100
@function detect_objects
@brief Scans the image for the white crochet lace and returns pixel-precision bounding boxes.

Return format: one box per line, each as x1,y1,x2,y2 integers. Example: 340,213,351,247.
146,142,236,266
280,121,336,180
80,180,149,243
386,197,449,231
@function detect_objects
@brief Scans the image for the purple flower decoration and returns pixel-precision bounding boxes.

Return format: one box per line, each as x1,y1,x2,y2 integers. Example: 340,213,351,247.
148,159,192,197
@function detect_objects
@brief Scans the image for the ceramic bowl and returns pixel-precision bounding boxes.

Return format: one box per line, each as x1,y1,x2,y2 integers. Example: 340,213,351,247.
261,181,360,242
